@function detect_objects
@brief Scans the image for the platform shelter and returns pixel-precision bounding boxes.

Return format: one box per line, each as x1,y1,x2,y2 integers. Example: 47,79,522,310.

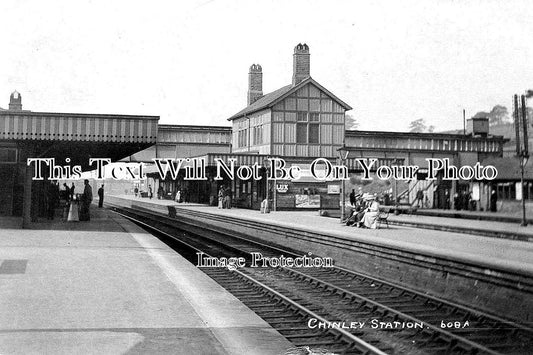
0,92,159,227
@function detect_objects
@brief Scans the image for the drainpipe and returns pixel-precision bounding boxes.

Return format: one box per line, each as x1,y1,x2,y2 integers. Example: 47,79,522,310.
247,116,251,152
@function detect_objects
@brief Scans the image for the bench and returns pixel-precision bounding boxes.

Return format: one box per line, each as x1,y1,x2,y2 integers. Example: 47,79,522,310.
377,211,389,229
168,206,177,218
380,205,417,216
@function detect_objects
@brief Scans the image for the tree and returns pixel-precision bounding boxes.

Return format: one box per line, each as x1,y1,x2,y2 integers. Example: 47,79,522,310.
345,114,359,130
409,118,429,133
488,105,510,125
474,105,510,126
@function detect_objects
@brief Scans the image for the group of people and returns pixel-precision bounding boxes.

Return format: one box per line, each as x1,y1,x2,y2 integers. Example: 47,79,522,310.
44,180,103,222
69,180,101,221
157,185,166,200
218,186,231,209
133,185,154,199
343,192,381,229
453,191,472,211
46,181,75,221
175,187,189,203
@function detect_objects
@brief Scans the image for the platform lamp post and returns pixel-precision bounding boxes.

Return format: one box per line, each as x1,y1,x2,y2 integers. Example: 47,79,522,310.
338,147,349,223
520,153,529,226
514,94,529,226
392,158,402,206
263,158,270,213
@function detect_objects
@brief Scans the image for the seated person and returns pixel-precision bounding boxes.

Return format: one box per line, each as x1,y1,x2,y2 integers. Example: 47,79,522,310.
353,206,366,227
361,195,380,229
345,205,366,226
343,206,355,225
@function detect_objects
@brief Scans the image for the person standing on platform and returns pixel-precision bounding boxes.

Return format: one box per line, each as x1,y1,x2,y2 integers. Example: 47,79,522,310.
416,189,424,208
444,189,450,210
79,179,93,221
98,184,104,208
63,183,70,202
490,188,498,212
70,183,75,201
218,186,224,209
224,187,231,209
47,181,59,220
67,194,79,222
349,189,356,207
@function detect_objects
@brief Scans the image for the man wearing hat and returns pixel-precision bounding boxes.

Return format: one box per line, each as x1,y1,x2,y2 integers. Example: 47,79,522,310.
79,179,93,221
349,193,371,227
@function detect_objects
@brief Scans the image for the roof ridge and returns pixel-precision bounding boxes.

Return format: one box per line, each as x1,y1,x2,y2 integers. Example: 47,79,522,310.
227,77,352,121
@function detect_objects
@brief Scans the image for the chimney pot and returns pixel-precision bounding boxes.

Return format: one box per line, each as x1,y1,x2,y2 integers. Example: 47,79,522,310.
9,91,22,111
248,64,263,105
293,43,310,85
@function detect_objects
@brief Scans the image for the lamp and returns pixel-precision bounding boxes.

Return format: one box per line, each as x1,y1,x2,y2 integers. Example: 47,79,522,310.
520,152,529,226
338,147,349,222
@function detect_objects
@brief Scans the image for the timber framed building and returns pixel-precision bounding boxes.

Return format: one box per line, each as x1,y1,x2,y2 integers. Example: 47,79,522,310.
143,44,506,210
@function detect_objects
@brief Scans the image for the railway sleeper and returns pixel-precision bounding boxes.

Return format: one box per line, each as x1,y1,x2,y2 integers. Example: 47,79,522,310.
268,319,310,326
283,332,331,339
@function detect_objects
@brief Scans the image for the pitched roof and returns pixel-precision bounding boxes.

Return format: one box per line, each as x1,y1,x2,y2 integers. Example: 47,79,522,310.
228,85,293,121
228,77,352,121
481,156,533,180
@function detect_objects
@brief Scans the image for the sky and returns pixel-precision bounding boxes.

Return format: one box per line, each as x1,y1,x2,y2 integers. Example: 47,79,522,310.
1,0,532,132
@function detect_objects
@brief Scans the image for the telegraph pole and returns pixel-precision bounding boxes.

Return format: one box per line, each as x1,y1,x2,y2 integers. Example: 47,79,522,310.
514,94,529,226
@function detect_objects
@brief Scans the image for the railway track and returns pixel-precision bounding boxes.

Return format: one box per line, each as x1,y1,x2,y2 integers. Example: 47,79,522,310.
109,204,533,354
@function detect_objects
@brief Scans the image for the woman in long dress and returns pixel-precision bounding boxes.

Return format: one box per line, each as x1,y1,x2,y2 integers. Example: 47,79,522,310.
362,197,380,229
67,195,79,222
218,187,224,209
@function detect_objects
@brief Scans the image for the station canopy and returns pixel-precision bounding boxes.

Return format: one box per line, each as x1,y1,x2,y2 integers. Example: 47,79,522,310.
0,110,159,170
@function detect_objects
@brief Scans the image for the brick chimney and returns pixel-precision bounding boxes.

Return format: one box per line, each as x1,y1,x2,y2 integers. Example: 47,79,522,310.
247,64,263,105
292,43,310,86
9,91,22,111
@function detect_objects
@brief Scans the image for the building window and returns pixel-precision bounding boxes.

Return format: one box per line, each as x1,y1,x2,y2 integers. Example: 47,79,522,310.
297,122,307,143
0,148,17,163
238,129,248,148
295,112,320,144
309,123,319,143
253,126,263,145
497,182,515,200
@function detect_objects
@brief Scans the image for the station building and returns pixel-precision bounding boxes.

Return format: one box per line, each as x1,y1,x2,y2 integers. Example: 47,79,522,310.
143,44,506,211
0,91,158,226
143,44,352,209
0,44,507,216
344,128,506,210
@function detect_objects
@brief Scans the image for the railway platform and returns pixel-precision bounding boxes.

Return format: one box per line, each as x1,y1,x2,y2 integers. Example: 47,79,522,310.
108,195,533,275
106,195,533,324
0,207,292,354
413,208,533,224
385,210,533,241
